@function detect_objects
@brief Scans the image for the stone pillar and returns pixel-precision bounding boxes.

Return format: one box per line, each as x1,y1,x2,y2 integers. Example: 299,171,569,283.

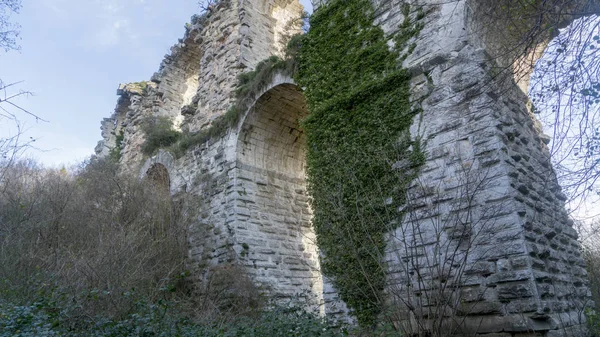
363,0,594,335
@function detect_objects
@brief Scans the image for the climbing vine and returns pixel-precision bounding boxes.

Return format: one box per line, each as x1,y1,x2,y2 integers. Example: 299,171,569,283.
295,0,424,326
138,0,427,325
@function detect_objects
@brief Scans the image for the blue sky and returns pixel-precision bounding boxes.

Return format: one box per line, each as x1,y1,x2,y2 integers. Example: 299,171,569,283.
1,0,312,167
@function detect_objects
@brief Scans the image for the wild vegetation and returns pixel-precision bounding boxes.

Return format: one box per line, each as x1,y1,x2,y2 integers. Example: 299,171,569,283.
0,157,346,336
141,53,300,158
141,8,304,159
4,0,600,335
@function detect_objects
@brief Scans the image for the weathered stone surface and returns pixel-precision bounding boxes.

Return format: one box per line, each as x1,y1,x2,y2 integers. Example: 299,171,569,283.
95,0,595,335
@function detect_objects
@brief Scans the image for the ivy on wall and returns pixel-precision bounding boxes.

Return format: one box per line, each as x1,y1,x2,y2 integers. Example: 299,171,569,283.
295,0,424,326
137,0,426,325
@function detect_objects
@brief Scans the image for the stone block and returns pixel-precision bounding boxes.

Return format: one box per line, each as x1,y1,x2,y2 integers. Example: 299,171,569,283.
497,282,534,301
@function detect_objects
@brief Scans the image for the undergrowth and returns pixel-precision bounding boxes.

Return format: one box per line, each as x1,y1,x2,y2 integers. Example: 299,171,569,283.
0,158,190,321
0,297,346,337
0,157,348,336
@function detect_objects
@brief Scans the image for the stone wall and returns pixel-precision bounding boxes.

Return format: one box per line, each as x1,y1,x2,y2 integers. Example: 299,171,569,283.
233,81,320,302
96,0,322,307
96,0,596,334
365,0,593,335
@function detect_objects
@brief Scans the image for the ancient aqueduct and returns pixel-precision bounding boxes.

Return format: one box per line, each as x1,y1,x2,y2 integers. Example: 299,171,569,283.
95,0,600,335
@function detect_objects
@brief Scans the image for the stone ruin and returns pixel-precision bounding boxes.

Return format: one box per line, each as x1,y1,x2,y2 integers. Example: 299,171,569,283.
95,0,599,335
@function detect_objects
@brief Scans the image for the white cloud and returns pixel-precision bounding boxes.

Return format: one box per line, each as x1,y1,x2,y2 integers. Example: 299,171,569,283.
82,1,142,49
37,0,70,18
95,18,133,47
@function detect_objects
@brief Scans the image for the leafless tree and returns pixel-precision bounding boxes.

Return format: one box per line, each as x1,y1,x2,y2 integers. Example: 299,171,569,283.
530,15,600,204
0,0,47,180
0,0,20,52
198,0,219,13
458,0,600,204
0,158,192,317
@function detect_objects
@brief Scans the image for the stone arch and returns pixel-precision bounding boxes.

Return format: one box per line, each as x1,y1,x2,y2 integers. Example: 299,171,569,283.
466,0,600,93
145,163,171,194
232,75,323,306
154,29,202,129
236,80,308,177
140,150,176,195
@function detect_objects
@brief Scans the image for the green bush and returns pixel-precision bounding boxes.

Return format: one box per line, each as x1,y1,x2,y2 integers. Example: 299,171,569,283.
108,129,125,162
0,298,346,337
141,116,182,156
587,308,600,337
0,301,62,337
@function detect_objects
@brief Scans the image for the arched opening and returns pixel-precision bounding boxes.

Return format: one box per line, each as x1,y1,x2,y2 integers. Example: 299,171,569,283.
145,163,171,195
234,82,322,305
238,83,307,176
154,29,202,131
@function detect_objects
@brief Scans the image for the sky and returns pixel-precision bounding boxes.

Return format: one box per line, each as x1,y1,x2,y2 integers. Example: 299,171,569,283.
1,0,313,167
2,1,596,221
530,16,600,222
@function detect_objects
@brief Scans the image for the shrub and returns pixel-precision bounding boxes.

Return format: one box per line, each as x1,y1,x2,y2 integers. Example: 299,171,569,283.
0,157,191,322
0,157,349,335
0,297,346,337
141,116,181,156
108,129,124,162
585,247,600,336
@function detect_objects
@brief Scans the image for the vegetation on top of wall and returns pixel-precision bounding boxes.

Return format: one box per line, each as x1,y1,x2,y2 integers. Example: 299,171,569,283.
131,81,148,91
295,0,425,326
141,116,182,156
142,9,306,159
123,81,150,96
162,40,302,158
